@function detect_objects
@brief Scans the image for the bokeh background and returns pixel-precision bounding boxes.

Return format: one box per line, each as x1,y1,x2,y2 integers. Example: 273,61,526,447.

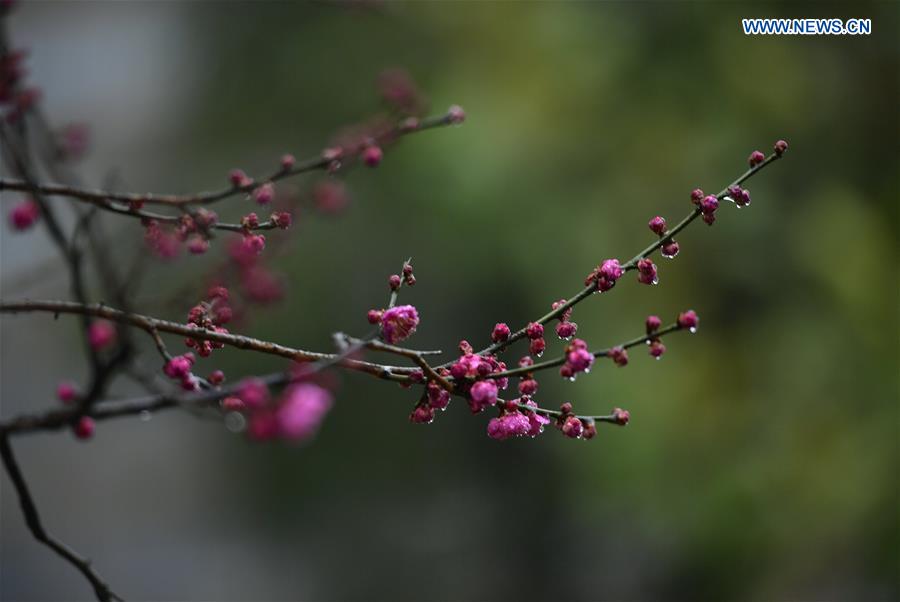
1,2,897,600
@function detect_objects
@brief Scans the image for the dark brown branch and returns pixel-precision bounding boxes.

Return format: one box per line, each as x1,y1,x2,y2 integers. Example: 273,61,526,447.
0,434,123,601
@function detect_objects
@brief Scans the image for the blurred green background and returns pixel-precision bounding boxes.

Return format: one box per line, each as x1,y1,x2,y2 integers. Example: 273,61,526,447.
1,2,897,600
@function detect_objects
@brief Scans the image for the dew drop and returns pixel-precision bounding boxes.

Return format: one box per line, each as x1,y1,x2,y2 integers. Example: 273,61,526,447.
139,410,152,422
535,351,544,358
689,326,697,334
651,277,659,285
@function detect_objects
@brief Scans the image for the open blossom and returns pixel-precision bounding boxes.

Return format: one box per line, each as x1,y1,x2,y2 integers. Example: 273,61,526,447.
276,383,333,440
468,379,499,413
381,304,419,344
486,411,531,440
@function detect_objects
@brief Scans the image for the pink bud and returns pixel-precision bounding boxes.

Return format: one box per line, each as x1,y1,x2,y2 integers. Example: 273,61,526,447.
362,145,383,167
748,150,766,167
56,381,78,404
280,153,296,169
253,182,274,205
677,309,699,331
645,315,662,333
447,105,466,124
87,321,116,351
773,139,788,156
491,322,511,343
648,216,667,236
73,416,95,440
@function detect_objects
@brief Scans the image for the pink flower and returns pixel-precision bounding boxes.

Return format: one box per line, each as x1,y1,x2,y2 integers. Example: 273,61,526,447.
469,380,499,413
486,411,531,440
87,321,116,350
8,199,40,230
237,377,270,409
276,383,333,440
380,304,419,344
523,399,550,437
565,347,594,374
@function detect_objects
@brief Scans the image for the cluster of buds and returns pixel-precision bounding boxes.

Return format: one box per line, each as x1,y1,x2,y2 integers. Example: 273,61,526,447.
388,262,416,291
560,338,594,380
525,321,546,357
552,299,578,340
645,315,666,359
228,168,254,189
648,216,680,259
179,210,218,255
447,341,509,413
726,184,752,209
163,352,200,391
584,258,624,292
556,402,594,439
486,398,550,440
183,286,231,357
224,379,334,442
636,257,658,285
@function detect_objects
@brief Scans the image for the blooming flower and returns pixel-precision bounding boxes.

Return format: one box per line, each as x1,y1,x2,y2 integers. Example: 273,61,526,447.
276,383,333,440
381,304,419,344
469,379,499,413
